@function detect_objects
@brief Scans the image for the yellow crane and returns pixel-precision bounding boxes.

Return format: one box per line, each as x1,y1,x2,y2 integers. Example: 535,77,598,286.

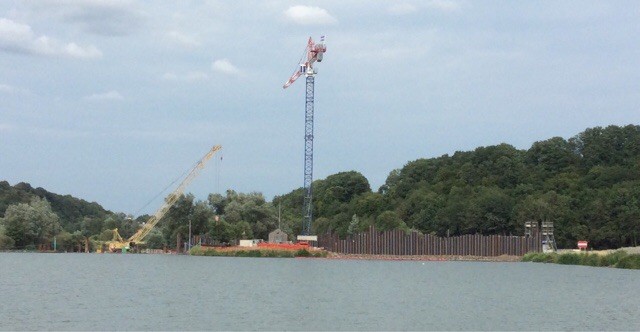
108,145,222,252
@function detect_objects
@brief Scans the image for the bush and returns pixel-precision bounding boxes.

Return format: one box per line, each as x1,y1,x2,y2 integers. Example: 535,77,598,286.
522,252,556,263
598,250,628,267
535,253,556,263
190,246,326,258
580,254,600,267
616,254,640,269
311,251,328,258
556,253,582,265
523,250,639,270
0,233,15,250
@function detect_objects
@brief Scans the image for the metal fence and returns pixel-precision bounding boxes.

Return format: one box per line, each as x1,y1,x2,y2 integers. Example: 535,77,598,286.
317,226,541,256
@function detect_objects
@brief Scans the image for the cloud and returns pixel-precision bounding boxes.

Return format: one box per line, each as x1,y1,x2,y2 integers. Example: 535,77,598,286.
0,83,29,94
0,123,13,132
162,71,209,82
211,59,241,75
84,90,124,101
36,0,145,36
167,30,201,48
284,5,337,25
0,18,102,59
425,0,460,12
388,3,418,15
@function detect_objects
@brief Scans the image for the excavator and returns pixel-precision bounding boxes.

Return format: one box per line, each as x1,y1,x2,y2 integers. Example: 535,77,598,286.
106,145,222,252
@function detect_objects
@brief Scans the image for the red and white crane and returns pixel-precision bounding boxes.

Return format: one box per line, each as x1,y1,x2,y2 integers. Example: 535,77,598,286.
282,36,326,237
283,36,327,89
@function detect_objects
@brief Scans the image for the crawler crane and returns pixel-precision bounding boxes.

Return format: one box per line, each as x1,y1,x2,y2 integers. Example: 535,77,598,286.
107,145,222,252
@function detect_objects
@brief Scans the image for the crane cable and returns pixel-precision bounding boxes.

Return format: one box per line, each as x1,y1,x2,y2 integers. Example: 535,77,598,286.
132,160,199,217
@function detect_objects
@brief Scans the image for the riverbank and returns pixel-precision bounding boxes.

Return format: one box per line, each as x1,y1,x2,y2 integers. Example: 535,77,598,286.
326,252,522,262
189,245,327,258
523,250,640,269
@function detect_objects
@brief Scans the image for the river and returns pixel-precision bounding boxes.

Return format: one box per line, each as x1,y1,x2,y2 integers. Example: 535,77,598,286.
0,253,638,331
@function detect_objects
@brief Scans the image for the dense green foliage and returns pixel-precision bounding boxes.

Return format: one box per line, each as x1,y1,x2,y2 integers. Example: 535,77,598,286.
0,182,145,250
522,251,640,269
275,125,640,249
2,124,639,252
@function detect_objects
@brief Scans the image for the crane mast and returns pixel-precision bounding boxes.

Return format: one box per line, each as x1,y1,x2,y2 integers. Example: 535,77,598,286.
110,145,222,251
283,36,326,236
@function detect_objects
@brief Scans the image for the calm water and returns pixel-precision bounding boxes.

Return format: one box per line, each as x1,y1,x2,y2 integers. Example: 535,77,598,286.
0,253,639,331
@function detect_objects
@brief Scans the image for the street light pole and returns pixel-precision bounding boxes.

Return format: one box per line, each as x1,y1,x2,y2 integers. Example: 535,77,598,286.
188,219,192,251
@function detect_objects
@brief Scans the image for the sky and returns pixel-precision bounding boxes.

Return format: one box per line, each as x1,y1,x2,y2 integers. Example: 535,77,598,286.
1,1,639,216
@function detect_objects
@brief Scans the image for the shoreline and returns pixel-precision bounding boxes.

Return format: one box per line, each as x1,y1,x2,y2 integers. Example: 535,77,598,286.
326,252,522,262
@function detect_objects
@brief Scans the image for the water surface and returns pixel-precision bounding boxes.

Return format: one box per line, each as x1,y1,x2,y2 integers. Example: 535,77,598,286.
0,253,638,330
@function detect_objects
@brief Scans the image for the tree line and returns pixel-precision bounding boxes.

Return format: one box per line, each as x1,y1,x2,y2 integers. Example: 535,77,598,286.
1,124,639,251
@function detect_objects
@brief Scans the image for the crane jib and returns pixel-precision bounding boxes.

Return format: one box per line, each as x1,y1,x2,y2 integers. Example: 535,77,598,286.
107,145,222,251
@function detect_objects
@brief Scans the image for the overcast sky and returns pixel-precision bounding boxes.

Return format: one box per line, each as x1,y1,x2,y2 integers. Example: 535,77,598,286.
1,0,639,215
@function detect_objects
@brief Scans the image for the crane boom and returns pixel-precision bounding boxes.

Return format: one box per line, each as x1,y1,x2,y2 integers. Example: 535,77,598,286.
126,145,222,245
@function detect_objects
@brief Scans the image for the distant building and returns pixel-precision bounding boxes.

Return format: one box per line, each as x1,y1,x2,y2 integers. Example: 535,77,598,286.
268,229,288,243
239,239,260,247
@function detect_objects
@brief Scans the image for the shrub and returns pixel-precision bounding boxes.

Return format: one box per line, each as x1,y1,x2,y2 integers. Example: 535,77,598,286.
557,253,582,265
580,253,600,267
598,250,628,267
235,250,262,257
311,251,328,258
616,254,640,269
522,252,556,263
0,233,15,250
295,249,310,257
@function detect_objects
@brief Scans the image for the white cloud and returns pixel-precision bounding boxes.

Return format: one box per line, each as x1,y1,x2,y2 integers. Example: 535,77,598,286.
167,30,201,48
0,83,29,94
84,90,124,101
284,5,337,25
0,83,16,93
211,59,240,75
33,0,145,36
0,18,102,59
425,0,460,12
162,71,209,82
0,123,13,132
65,42,102,58
388,3,418,15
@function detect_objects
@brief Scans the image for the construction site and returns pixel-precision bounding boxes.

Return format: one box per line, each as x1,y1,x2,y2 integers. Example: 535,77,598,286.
87,36,329,255
72,35,550,259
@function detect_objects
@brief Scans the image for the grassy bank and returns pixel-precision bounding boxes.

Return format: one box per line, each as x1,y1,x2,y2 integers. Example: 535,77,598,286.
522,250,640,269
189,245,328,258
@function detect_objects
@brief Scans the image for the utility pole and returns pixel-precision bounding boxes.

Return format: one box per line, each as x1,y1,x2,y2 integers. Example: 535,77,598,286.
188,219,192,251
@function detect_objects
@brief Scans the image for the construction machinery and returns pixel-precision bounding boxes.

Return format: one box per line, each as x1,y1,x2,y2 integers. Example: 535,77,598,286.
282,36,326,237
107,145,222,252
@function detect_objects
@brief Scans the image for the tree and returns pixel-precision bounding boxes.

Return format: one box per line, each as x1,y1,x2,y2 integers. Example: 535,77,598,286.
375,211,407,232
1,197,61,248
0,225,14,249
145,228,166,249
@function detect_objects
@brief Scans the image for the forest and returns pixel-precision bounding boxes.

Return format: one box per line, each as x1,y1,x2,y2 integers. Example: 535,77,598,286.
1,124,639,251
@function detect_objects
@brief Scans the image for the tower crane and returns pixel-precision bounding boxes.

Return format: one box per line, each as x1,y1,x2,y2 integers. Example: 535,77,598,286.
282,36,326,237
108,145,222,252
